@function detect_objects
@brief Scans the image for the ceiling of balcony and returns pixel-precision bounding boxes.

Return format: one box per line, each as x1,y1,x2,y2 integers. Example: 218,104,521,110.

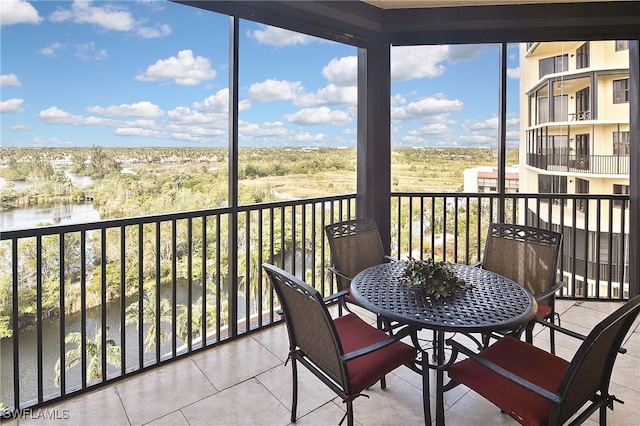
362,0,626,7
178,1,639,46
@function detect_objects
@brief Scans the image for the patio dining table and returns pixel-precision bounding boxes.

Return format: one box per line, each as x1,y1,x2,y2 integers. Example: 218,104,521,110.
350,260,537,426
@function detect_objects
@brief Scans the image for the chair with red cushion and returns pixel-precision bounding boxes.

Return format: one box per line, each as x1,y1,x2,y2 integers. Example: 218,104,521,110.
325,219,393,316
262,263,417,426
446,295,640,426
476,223,564,352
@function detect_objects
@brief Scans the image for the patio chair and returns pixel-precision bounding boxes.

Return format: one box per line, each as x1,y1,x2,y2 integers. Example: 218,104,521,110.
476,223,564,352
445,294,640,426
325,219,393,316
262,263,417,426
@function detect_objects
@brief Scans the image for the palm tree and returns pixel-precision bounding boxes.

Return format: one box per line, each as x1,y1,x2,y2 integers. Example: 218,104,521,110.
125,288,173,352
54,326,121,387
176,296,217,343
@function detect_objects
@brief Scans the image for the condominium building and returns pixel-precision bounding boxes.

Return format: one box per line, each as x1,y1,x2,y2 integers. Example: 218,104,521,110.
519,40,630,297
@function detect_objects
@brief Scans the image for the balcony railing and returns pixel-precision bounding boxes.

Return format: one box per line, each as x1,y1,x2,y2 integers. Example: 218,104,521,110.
527,153,630,174
0,192,630,416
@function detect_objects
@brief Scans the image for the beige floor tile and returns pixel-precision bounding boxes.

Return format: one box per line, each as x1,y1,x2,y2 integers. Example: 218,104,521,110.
292,400,348,425
16,386,129,426
443,390,520,426
144,410,189,425
257,362,336,418
249,323,290,363
116,357,216,425
191,336,282,390
351,374,426,425
181,378,290,425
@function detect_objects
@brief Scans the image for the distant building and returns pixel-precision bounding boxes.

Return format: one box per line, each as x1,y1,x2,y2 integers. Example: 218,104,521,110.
519,40,630,297
463,166,519,193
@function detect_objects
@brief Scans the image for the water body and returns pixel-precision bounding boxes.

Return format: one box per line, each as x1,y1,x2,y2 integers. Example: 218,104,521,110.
0,203,102,232
1,173,100,232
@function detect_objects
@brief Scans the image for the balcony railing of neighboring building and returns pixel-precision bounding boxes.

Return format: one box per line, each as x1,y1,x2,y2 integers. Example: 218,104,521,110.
0,192,630,416
526,153,630,174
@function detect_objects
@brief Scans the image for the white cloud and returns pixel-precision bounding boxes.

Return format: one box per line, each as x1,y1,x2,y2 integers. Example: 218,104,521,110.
0,98,25,113
48,0,171,38
135,50,216,86
38,106,84,124
322,56,357,87
49,0,136,31
391,46,448,81
136,23,171,39
285,107,351,126
392,97,463,122
39,42,64,57
75,42,108,61
1,73,22,87
114,127,163,138
0,0,43,26
86,101,164,118
507,67,520,79
192,89,251,113
9,124,32,132
166,107,216,124
240,121,290,137
294,84,357,107
247,25,317,47
248,79,303,102
391,45,484,81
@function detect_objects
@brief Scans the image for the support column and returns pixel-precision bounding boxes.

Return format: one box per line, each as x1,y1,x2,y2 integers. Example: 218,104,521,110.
629,40,639,297
357,40,392,254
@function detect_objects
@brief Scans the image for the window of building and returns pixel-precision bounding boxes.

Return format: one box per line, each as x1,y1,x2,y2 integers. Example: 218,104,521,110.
613,131,630,155
576,178,589,212
554,94,568,121
613,78,629,104
576,42,589,69
615,40,629,51
537,96,549,123
613,184,629,208
538,175,566,194
539,54,568,78
575,87,590,120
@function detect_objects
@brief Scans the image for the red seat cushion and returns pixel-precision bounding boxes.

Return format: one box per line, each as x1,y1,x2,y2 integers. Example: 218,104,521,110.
333,314,416,395
536,302,553,319
447,336,569,426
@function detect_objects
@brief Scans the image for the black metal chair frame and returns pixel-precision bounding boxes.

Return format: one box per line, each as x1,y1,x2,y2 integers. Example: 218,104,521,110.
445,295,640,426
476,222,565,352
262,263,417,426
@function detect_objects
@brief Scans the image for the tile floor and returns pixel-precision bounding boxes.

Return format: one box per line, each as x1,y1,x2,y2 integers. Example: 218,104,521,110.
6,300,639,426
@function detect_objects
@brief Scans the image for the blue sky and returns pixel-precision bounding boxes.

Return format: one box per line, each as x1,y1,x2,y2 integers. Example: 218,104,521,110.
1,0,521,149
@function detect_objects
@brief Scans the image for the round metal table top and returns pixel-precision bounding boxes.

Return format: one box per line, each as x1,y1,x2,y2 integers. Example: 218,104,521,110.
350,261,537,332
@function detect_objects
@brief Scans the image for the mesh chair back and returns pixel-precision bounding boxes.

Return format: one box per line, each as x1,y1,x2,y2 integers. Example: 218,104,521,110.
325,219,386,291
482,223,562,297
263,263,346,386
552,295,640,424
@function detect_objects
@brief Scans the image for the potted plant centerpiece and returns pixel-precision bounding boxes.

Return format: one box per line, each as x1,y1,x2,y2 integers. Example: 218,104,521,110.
399,257,472,298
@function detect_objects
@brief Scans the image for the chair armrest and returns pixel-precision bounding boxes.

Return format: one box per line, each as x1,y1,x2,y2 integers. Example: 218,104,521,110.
278,290,350,317
534,318,586,340
446,338,562,404
323,290,350,305
534,319,627,354
342,326,415,362
384,255,399,263
328,266,351,282
469,261,482,268
535,281,566,302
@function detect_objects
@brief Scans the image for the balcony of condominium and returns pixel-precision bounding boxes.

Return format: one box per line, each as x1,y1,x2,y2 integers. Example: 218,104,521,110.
1,0,638,423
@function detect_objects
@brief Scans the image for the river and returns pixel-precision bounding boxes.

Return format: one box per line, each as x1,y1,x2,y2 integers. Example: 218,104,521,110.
1,173,101,232
0,203,102,232
0,282,216,408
